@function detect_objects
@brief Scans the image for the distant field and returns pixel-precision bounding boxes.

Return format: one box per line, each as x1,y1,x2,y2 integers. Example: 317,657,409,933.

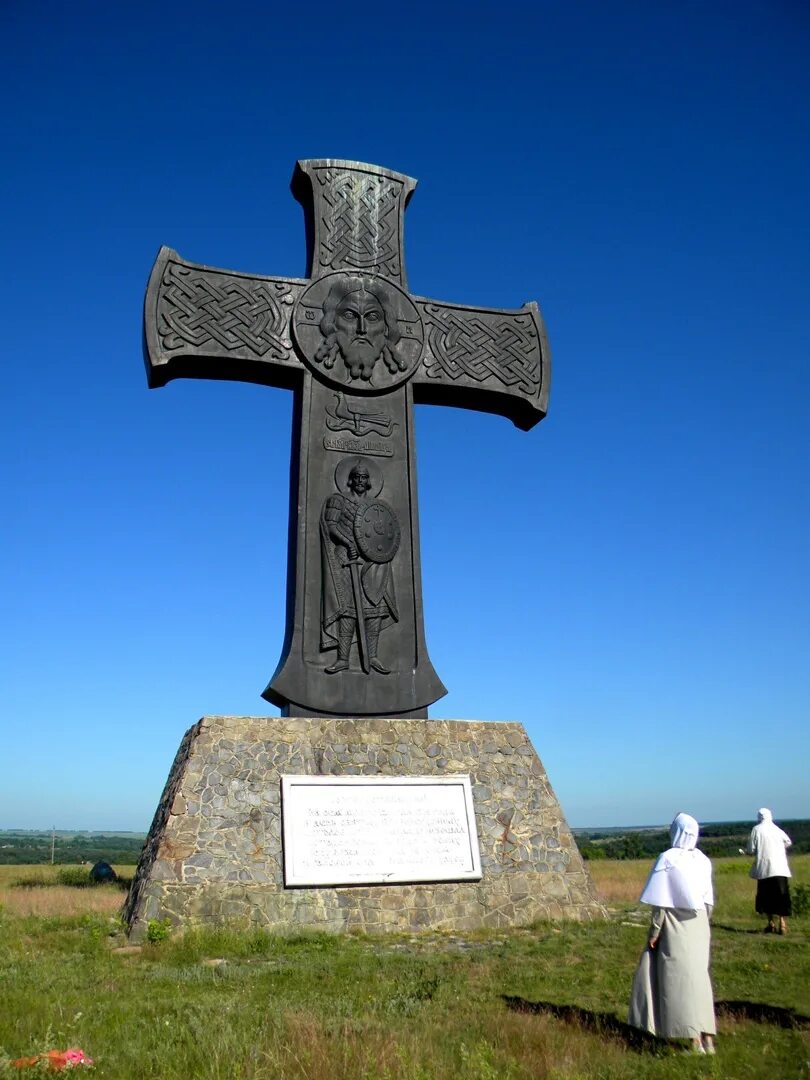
0,856,808,1078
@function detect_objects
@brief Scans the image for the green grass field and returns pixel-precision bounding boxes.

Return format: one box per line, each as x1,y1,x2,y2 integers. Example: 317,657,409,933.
1,857,808,1078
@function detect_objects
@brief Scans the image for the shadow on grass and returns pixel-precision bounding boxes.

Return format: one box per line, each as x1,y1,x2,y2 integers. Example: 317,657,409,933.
503,995,810,1045
716,1000,810,1030
502,995,664,1054
712,923,769,935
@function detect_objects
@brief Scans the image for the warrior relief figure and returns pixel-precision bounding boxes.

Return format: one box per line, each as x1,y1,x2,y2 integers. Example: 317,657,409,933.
320,458,399,674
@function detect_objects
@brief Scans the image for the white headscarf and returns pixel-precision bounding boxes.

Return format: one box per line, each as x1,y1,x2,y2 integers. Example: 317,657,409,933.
747,807,792,879
639,812,714,912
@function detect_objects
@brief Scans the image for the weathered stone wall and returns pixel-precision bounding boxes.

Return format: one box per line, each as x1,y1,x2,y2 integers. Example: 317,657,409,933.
124,716,605,940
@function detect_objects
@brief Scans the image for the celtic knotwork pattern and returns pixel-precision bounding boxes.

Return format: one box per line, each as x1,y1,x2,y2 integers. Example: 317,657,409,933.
420,305,541,397
159,262,298,358
316,169,401,278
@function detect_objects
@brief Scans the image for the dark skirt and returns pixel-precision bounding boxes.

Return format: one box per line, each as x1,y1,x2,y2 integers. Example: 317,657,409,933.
755,876,792,917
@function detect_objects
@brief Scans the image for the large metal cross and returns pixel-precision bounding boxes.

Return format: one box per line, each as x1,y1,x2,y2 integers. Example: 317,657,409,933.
144,159,550,718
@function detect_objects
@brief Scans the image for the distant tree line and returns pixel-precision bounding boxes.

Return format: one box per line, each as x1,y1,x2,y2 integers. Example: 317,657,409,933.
0,832,146,865
4,821,807,867
576,820,810,861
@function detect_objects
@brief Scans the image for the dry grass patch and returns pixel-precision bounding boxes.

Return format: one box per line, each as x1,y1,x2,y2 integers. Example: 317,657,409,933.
274,1012,425,1079
586,859,649,905
503,1008,643,1079
1,885,124,918
0,864,133,918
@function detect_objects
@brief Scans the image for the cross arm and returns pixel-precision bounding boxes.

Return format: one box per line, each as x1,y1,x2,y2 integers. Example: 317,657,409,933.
411,297,551,431
143,246,306,390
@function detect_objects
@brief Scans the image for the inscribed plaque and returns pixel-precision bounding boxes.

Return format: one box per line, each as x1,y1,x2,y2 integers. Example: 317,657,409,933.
281,775,482,886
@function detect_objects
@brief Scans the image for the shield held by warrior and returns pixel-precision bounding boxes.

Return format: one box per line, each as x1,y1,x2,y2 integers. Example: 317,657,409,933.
354,499,400,564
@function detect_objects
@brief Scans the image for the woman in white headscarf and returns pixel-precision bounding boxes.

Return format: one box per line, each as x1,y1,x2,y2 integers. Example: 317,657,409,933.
746,808,792,934
628,812,716,1054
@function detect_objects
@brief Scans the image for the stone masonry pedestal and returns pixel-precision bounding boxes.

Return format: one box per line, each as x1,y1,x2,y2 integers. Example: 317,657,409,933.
124,716,605,940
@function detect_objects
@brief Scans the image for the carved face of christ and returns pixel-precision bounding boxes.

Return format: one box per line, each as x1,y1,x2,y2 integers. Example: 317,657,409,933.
334,290,387,379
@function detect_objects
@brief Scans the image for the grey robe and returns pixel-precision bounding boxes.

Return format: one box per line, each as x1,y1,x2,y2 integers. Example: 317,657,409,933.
628,906,716,1039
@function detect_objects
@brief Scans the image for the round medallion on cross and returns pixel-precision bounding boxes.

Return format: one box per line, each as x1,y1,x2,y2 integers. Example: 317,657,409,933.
292,271,424,392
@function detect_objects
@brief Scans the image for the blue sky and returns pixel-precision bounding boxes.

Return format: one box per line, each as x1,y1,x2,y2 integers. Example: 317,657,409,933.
2,2,808,831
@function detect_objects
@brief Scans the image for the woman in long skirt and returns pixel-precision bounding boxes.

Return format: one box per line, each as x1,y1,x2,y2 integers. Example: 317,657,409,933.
628,812,716,1055
747,808,793,934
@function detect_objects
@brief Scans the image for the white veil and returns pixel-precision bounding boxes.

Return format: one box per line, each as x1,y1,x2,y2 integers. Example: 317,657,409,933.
639,812,714,912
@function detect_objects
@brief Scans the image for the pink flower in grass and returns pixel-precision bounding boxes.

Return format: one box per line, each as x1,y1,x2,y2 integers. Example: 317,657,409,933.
12,1047,93,1070
61,1049,93,1066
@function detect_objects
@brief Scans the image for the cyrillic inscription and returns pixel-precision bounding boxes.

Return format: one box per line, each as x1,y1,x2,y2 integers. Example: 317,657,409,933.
281,775,482,886
323,435,394,456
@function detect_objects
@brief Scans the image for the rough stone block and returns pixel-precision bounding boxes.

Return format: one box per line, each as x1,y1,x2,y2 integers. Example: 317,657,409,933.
124,716,605,940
